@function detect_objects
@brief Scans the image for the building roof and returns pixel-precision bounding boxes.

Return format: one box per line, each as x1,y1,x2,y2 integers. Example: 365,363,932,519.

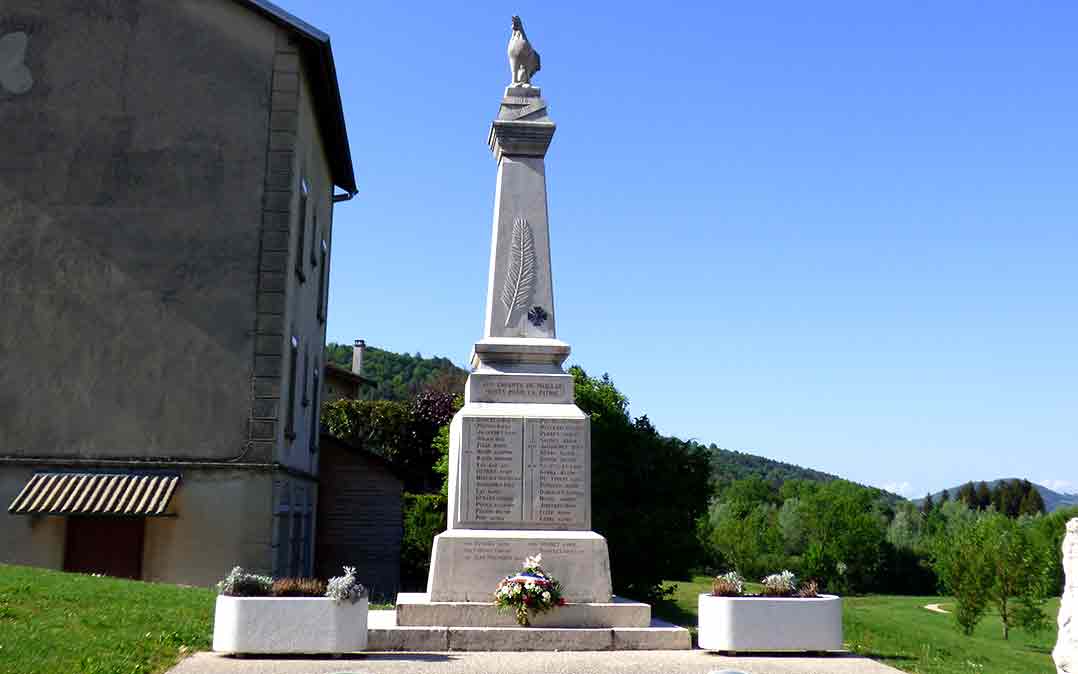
236,0,357,195
324,362,375,387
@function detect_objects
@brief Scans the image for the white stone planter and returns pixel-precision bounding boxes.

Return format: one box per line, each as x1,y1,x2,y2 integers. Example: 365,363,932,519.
213,595,368,654
697,593,843,652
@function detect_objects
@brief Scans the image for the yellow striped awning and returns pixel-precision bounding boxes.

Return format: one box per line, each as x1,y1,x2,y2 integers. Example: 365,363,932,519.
7,472,180,517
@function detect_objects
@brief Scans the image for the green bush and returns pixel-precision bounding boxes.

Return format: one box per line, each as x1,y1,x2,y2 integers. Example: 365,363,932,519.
574,367,712,602
401,492,447,590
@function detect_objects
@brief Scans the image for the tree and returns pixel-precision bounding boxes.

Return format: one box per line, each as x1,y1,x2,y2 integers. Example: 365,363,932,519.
932,512,1050,638
921,492,935,515
573,367,712,601
1019,486,1046,517
940,489,951,504
957,481,976,508
975,482,992,510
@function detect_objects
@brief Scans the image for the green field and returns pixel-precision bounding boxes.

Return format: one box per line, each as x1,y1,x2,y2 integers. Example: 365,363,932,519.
0,564,214,674
655,575,1060,674
0,564,1062,674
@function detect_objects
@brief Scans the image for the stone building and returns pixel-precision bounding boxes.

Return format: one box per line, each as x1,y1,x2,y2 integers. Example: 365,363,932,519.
0,0,356,585
323,339,373,402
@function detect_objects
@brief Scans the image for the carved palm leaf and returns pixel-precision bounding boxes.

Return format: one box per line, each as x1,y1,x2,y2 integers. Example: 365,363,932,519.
501,217,536,327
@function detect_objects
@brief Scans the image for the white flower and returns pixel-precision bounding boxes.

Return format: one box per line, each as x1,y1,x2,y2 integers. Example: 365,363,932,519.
542,591,551,601
523,553,543,568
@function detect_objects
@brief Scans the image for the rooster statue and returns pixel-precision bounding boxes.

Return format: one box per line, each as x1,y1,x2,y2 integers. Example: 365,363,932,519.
507,16,540,87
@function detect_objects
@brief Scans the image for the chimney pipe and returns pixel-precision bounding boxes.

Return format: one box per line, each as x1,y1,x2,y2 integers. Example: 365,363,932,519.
352,339,366,376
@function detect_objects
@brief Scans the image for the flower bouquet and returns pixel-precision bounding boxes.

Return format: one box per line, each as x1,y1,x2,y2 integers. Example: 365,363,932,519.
493,554,566,626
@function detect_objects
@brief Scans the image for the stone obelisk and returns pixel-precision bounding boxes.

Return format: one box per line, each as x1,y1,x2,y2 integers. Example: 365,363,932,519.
423,17,613,606
382,20,688,648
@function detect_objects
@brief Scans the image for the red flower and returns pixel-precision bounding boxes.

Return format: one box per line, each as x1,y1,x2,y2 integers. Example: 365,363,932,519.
557,597,567,606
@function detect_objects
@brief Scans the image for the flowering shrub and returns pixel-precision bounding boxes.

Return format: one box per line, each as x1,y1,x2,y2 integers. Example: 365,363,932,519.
272,577,327,597
796,579,820,598
493,554,566,626
216,566,273,597
326,566,368,604
761,570,798,597
711,571,745,597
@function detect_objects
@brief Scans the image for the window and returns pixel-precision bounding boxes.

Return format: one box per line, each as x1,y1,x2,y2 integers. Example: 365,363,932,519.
301,348,310,408
309,366,321,454
295,178,309,282
285,335,298,441
316,239,328,323
310,211,320,268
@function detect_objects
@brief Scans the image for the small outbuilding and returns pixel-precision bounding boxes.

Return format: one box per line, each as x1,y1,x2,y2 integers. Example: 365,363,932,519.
316,433,403,601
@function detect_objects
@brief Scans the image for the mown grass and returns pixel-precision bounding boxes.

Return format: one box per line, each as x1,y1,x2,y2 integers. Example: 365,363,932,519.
0,564,214,674
655,575,1059,674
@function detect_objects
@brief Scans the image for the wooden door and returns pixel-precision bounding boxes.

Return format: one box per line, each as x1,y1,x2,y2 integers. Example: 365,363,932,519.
63,517,145,580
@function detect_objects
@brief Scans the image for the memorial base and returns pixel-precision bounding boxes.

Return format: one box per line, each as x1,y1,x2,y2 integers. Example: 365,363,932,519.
368,609,692,651
427,529,613,603
396,593,649,627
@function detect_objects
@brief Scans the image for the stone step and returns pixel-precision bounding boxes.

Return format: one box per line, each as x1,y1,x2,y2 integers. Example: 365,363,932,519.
367,609,691,651
396,592,650,628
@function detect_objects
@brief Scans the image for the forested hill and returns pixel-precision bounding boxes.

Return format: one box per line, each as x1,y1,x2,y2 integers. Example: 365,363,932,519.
324,342,467,401
707,445,838,485
706,445,903,504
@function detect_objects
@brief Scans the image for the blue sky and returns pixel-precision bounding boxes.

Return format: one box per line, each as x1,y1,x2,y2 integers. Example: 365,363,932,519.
282,1,1076,499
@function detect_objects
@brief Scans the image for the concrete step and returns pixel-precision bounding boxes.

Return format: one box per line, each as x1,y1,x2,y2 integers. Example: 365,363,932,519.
395,592,650,627
367,609,691,651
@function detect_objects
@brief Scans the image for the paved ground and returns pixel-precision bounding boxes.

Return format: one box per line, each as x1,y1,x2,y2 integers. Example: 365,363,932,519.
170,651,906,674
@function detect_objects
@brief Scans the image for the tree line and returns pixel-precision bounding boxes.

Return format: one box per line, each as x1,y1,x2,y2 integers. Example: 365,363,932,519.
923,479,1046,518
701,475,1076,638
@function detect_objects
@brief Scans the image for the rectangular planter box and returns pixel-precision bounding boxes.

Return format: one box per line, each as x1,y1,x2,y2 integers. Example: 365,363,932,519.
697,593,843,652
213,595,368,654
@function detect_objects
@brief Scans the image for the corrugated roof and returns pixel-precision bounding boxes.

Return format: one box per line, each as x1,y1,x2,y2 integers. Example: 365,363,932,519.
235,0,357,195
8,473,180,517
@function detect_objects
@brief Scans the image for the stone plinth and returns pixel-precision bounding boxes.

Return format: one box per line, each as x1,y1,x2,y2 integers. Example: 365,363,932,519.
366,610,691,651
446,403,592,531
396,593,649,628
1055,518,1078,674
426,529,611,603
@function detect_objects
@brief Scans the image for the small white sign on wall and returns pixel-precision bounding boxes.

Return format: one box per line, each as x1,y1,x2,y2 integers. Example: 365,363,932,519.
0,32,33,95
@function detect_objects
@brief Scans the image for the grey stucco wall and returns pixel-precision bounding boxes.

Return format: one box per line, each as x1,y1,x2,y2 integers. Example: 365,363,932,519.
0,0,275,461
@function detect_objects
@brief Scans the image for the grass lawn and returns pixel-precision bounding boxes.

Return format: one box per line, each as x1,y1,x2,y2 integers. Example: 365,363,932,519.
655,575,1059,674
0,564,215,674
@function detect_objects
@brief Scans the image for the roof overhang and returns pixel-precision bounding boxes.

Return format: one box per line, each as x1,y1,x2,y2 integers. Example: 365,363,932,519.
236,0,358,195
8,472,181,517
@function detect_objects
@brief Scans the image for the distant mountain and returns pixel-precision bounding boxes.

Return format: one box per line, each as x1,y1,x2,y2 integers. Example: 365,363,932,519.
324,343,467,401
921,479,1078,513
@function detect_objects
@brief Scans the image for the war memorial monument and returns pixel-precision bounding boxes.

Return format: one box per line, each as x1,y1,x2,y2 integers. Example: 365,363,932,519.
367,17,690,650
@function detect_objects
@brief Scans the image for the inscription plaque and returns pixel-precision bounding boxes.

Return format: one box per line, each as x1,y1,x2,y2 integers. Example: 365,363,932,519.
469,373,573,404
524,417,589,529
459,416,523,524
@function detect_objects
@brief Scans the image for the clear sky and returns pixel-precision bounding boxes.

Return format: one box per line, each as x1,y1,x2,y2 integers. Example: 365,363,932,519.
279,1,1076,499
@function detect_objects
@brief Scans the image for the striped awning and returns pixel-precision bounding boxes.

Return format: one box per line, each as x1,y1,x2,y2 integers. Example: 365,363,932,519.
7,472,180,517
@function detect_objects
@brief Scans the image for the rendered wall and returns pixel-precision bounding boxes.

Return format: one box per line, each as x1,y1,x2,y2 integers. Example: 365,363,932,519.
0,0,274,462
